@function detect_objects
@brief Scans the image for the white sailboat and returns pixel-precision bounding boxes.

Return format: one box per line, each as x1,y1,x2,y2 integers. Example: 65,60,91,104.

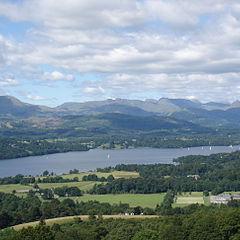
107,154,110,159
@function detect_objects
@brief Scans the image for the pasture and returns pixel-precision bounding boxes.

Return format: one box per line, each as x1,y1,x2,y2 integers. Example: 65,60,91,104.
68,193,165,208
0,170,138,196
173,192,204,207
37,181,99,191
61,170,139,180
0,184,31,194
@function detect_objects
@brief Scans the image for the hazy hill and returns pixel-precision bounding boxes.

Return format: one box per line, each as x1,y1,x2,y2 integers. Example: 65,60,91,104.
1,95,240,130
0,96,42,117
56,97,232,116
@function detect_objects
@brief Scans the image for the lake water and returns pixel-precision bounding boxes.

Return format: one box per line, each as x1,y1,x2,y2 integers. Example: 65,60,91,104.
0,145,239,177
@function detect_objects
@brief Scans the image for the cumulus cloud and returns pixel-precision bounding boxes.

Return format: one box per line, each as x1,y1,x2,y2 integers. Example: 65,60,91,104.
79,72,240,103
83,86,105,94
0,76,18,86
0,1,240,102
42,71,74,81
0,0,230,30
26,94,46,101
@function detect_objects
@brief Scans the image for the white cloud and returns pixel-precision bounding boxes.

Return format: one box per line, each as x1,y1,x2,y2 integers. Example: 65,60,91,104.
0,0,145,29
83,86,105,94
0,77,18,86
79,72,240,103
0,1,239,76
42,71,74,81
0,1,240,102
26,94,46,101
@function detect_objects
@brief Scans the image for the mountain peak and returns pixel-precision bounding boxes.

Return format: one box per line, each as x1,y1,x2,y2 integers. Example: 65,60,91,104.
230,100,240,109
0,95,43,117
0,95,27,107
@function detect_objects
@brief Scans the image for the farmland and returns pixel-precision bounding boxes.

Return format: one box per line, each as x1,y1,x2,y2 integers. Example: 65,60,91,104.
0,170,209,210
0,170,139,196
38,181,99,191
61,170,139,180
68,193,165,208
0,184,207,209
173,192,204,207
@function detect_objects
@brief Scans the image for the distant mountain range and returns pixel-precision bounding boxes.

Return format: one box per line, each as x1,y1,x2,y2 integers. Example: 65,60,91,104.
1,95,240,131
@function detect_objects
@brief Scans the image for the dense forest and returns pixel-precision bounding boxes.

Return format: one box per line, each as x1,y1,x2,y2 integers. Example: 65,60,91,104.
0,138,90,160
2,207,240,240
93,151,240,194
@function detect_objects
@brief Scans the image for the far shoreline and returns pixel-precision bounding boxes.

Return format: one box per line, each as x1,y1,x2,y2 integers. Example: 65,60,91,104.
1,144,239,162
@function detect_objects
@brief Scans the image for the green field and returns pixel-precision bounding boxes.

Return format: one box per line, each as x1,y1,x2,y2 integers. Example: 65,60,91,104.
0,181,99,194
38,181,100,191
173,192,204,207
67,193,165,208
0,171,139,196
61,170,139,180
0,184,31,194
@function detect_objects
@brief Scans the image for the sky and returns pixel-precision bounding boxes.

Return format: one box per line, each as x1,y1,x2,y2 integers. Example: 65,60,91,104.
0,0,240,106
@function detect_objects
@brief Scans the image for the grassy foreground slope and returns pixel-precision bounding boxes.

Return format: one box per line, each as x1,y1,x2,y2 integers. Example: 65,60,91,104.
13,215,159,231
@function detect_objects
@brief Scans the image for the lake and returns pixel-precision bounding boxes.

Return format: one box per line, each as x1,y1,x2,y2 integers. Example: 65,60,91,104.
0,145,239,177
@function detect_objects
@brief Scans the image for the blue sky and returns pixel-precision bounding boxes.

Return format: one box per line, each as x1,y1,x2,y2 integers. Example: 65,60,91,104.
0,0,240,106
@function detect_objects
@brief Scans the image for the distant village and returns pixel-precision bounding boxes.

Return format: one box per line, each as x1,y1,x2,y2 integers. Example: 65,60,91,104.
210,193,240,204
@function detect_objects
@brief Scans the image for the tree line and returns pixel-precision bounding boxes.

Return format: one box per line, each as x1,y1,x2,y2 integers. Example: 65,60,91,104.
38,186,82,200
82,174,114,182
0,192,153,229
92,151,240,194
0,174,79,185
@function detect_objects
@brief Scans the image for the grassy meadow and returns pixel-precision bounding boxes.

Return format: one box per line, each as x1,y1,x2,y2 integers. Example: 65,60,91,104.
0,184,32,198
68,193,165,208
13,215,159,231
37,181,99,191
0,171,139,198
173,192,204,207
61,170,139,180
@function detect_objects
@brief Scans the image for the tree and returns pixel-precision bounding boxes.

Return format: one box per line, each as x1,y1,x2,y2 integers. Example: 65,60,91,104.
107,175,114,182
133,229,159,240
0,212,12,229
133,206,143,215
42,170,49,176
203,190,209,197
156,190,175,215
211,188,224,196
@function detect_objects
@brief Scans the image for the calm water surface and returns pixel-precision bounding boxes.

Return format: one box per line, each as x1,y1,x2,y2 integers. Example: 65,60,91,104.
0,145,239,177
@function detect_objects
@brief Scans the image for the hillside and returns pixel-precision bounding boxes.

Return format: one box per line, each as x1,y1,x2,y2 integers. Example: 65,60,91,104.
0,96,53,117
0,95,240,135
